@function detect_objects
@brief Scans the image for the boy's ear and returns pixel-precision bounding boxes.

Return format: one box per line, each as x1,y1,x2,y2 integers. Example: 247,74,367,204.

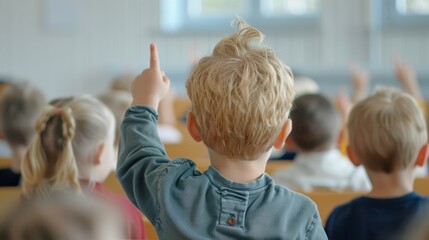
416,143,429,167
346,145,361,167
186,112,202,142
93,143,105,166
274,119,292,150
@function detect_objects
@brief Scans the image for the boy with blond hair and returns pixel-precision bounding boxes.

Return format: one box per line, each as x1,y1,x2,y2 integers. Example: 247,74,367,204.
117,21,327,239
325,88,429,240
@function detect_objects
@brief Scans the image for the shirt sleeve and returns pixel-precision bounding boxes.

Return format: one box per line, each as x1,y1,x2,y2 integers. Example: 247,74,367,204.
116,105,172,223
306,211,328,240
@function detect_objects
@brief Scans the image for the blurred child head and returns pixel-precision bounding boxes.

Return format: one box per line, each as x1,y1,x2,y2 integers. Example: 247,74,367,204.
0,83,45,149
110,74,135,92
98,91,132,148
0,193,125,240
294,76,319,98
22,96,116,199
291,93,340,152
347,88,428,174
186,19,294,160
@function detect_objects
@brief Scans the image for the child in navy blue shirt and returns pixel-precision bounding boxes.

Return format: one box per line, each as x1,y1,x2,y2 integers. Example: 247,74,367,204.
325,88,429,240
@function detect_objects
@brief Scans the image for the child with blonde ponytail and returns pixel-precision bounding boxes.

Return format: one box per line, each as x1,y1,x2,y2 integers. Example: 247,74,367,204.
22,96,146,239
22,105,80,199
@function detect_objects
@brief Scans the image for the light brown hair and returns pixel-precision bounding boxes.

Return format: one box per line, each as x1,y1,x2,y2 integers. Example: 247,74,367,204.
98,91,132,147
186,19,294,159
0,193,125,240
348,88,427,173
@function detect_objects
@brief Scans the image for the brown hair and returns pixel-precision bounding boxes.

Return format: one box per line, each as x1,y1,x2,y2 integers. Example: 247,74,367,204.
0,83,45,146
291,93,340,151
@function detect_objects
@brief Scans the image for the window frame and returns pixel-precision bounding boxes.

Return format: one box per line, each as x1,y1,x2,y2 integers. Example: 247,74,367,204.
375,0,429,29
160,0,320,34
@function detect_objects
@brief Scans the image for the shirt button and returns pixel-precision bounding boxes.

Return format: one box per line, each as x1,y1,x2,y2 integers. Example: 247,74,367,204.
227,217,237,226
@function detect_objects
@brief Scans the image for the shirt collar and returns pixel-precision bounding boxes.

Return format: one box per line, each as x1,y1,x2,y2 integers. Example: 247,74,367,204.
204,166,273,193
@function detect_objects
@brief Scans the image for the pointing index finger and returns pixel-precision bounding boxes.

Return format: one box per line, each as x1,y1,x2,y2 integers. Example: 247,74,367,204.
150,43,160,70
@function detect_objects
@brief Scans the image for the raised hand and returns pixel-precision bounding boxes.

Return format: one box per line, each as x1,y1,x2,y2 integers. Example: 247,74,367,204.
131,43,171,111
350,65,370,103
336,86,353,123
394,60,421,99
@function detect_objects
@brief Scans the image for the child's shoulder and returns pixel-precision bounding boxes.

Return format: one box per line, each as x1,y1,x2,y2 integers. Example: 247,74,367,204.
271,182,319,209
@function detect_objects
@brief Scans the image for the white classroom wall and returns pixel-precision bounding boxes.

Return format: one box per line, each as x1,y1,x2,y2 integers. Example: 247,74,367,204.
0,0,428,100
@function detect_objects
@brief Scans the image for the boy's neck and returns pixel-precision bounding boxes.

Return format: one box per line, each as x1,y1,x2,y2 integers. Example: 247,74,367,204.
366,168,415,198
10,145,27,173
208,149,270,183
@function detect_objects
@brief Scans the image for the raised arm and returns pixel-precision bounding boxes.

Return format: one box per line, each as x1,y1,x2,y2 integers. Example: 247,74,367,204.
116,44,172,222
394,60,422,99
350,65,370,103
131,43,170,110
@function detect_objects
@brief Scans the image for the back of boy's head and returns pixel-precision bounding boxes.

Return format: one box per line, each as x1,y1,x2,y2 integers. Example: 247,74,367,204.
22,96,115,199
291,93,340,151
348,88,427,173
186,19,295,160
0,83,45,147
98,90,132,147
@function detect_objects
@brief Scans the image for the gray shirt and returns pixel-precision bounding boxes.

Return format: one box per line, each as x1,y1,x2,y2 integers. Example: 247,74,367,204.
117,106,328,240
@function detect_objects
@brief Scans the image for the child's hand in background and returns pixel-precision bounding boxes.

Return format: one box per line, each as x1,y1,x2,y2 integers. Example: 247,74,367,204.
336,87,353,123
350,65,370,103
132,43,170,111
394,60,421,99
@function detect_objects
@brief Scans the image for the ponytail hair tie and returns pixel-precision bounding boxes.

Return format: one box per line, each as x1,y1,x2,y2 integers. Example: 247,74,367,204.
55,108,62,116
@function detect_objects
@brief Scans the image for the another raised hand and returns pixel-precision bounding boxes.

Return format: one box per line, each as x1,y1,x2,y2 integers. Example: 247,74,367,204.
350,65,370,103
131,43,171,111
394,60,422,99
336,87,353,123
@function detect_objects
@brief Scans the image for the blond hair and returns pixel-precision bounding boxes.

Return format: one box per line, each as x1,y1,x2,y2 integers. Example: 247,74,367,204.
110,74,135,92
22,106,80,199
0,193,125,240
22,96,115,199
98,90,132,147
0,83,45,146
348,88,427,173
186,19,294,159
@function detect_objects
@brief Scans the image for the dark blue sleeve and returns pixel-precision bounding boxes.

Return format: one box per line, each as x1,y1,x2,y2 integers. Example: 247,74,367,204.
324,207,339,239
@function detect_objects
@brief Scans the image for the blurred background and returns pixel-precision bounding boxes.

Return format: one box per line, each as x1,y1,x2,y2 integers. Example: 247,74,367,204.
0,0,428,100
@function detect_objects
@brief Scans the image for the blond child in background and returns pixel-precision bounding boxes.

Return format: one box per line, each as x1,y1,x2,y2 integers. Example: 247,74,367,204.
109,75,182,144
325,88,429,240
117,20,327,239
0,193,125,240
273,93,370,191
0,83,45,187
21,96,146,239
98,90,133,149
